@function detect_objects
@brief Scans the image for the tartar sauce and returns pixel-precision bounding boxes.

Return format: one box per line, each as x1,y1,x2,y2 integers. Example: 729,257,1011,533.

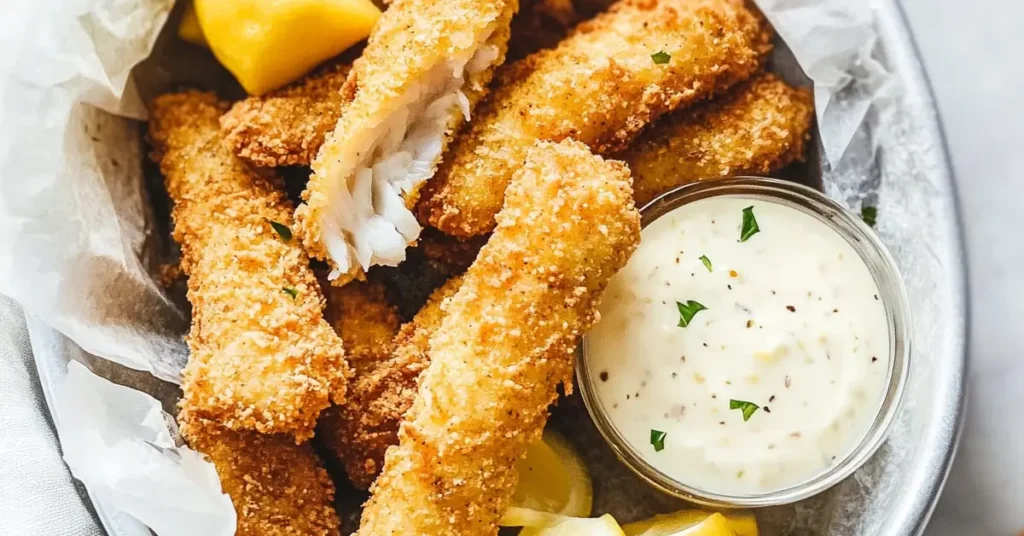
586,195,889,495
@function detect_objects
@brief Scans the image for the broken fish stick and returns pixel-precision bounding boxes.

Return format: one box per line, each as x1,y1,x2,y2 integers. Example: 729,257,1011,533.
417,0,769,238
622,73,815,206
149,91,348,441
356,139,640,535
180,415,341,536
294,0,519,285
220,62,352,168
318,275,463,489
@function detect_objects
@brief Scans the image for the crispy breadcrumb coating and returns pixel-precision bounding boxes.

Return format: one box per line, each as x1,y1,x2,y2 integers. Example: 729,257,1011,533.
149,91,348,441
180,415,341,536
220,62,352,168
621,73,814,206
356,140,640,535
320,279,401,374
319,275,463,489
417,0,770,238
295,0,519,285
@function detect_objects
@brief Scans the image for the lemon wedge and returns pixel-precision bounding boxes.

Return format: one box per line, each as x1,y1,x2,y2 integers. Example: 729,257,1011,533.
510,430,593,519
193,0,380,94
177,2,207,47
623,510,758,536
503,509,625,536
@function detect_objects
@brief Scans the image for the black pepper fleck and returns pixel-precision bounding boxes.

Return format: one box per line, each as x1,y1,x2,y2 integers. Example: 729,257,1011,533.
719,421,726,425
769,395,776,402
728,284,733,290
671,372,678,378
871,356,878,363
600,371,609,382
702,343,708,347
874,294,879,300
786,305,796,312
764,406,771,413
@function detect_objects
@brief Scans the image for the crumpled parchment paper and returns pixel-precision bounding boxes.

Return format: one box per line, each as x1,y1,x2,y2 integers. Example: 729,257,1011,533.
0,0,906,534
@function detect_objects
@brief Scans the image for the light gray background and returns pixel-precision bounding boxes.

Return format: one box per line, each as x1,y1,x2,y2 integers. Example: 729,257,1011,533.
900,0,1024,534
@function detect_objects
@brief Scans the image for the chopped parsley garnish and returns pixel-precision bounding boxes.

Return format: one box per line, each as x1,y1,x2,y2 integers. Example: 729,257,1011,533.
739,206,760,242
699,255,713,272
651,51,671,64
675,300,707,327
729,399,760,421
861,205,878,227
267,219,293,241
650,429,667,452
282,287,298,299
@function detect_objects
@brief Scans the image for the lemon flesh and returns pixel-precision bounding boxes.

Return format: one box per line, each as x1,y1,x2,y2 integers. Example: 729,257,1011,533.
194,0,380,94
623,510,758,536
510,430,593,519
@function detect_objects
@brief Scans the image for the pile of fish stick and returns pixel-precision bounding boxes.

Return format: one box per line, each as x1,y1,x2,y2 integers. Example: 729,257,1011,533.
147,0,814,534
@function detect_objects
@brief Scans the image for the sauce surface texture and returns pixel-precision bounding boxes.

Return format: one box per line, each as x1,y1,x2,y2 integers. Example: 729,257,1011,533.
587,195,890,495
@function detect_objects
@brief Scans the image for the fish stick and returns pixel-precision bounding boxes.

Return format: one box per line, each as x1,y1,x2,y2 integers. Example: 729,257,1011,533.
622,73,815,206
220,62,352,168
149,91,348,441
357,139,640,535
295,0,519,285
417,0,770,238
319,275,463,488
180,415,341,536
216,0,570,170
321,279,401,374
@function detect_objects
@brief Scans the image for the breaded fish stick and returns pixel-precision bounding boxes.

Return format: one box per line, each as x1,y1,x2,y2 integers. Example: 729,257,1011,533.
319,275,463,488
220,62,352,168
417,0,769,238
357,140,640,535
217,0,568,169
295,0,518,285
180,416,341,536
621,73,815,206
149,91,348,441
320,279,401,374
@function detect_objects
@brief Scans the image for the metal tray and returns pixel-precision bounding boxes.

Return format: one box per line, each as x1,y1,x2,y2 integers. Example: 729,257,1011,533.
30,0,967,534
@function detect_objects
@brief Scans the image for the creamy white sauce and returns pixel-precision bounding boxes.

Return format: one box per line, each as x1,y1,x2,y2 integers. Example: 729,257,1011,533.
587,196,890,495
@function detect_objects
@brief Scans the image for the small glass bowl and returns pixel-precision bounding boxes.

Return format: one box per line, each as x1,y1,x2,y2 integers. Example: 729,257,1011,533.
576,177,911,508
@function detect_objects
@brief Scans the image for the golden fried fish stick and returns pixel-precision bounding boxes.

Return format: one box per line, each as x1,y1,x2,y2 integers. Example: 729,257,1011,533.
319,275,464,489
180,416,341,536
622,73,814,206
417,0,769,238
220,62,352,168
295,0,519,285
149,91,348,441
357,140,640,535
321,279,401,374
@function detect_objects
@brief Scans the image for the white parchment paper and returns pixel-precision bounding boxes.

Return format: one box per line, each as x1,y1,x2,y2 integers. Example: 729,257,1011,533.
0,0,907,534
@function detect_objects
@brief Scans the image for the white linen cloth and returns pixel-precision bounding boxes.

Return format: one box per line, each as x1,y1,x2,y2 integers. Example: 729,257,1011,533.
0,295,103,536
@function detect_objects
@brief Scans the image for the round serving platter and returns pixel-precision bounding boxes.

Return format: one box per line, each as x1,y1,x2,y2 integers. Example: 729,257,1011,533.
29,0,966,534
